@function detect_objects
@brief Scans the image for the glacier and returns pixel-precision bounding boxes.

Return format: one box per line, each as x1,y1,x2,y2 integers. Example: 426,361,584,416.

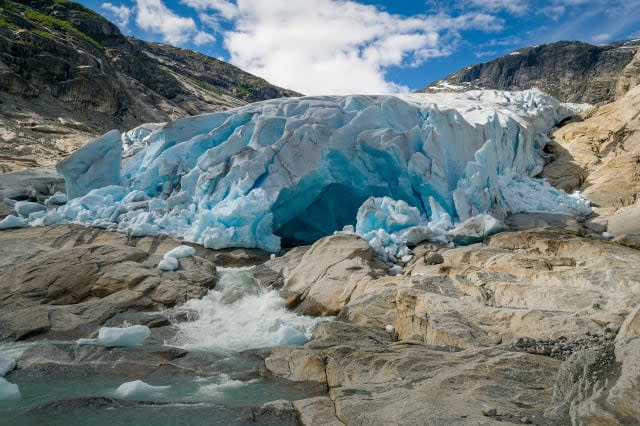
34,89,590,253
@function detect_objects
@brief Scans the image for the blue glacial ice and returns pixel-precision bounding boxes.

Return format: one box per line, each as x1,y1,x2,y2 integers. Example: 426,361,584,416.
114,380,171,398
36,89,590,254
97,325,151,347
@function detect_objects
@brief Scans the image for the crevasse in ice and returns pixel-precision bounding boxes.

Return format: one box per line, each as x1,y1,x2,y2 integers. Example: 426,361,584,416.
39,90,590,252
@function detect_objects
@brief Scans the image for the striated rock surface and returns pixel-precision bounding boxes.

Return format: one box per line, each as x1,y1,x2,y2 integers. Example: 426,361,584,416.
282,235,386,316
421,39,639,103
616,50,640,98
260,229,640,425
0,224,217,341
541,78,640,238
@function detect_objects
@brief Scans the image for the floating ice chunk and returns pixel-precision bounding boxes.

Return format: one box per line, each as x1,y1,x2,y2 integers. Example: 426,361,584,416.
45,192,68,206
97,325,150,347
114,380,170,398
0,357,15,377
274,325,308,346
197,374,249,397
14,201,46,217
158,256,179,271
0,215,24,230
165,245,196,259
0,378,20,400
57,129,122,199
448,214,508,245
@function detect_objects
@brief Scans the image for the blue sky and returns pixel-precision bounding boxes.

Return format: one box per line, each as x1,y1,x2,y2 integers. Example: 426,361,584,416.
78,0,640,95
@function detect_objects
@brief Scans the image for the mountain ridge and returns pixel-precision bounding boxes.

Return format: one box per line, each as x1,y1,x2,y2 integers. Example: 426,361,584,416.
0,0,299,172
420,39,640,104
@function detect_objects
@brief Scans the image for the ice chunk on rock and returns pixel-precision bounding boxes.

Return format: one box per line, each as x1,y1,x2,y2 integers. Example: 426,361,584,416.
165,245,196,259
45,192,68,206
0,378,20,400
114,380,170,398
158,256,179,271
56,129,122,199
43,90,589,251
355,196,431,261
97,325,150,347
0,357,15,377
274,325,308,346
448,214,508,245
0,215,24,230
14,201,46,217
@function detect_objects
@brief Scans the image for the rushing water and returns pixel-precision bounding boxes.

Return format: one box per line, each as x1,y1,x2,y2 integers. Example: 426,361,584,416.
173,267,326,353
0,268,327,425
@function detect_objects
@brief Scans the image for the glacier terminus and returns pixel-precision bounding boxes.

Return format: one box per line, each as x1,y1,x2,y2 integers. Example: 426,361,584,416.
27,90,591,258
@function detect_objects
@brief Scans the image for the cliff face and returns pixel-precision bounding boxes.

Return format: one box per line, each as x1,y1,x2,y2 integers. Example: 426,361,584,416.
541,57,640,238
0,0,299,172
421,40,639,104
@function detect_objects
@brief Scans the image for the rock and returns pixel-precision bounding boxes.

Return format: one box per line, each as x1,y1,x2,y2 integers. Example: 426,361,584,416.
544,342,630,424
448,214,507,245
608,339,640,420
264,348,328,392
617,306,640,342
14,341,222,380
249,400,301,425
616,49,640,98
281,234,385,316
0,225,216,341
542,82,640,236
294,397,344,426
252,246,309,290
423,251,444,265
0,167,65,202
481,405,498,417
0,199,15,220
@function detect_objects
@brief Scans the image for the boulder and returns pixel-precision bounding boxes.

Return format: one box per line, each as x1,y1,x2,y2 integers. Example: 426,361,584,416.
281,235,386,316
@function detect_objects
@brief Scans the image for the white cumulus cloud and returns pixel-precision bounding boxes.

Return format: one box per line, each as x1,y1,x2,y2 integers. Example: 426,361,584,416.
135,0,198,45
130,0,215,46
101,2,132,28
190,0,502,95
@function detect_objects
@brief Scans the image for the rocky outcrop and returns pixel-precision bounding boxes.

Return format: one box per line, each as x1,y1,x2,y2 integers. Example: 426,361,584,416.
259,231,640,425
421,40,639,104
541,79,640,238
0,0,299,173
0,225,217,341
281,235,386,316
617,50,640,98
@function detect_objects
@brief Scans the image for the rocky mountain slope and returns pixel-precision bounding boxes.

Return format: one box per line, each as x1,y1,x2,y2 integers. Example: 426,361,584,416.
421,39,639,104
0,0,298,173
541,49,640,240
